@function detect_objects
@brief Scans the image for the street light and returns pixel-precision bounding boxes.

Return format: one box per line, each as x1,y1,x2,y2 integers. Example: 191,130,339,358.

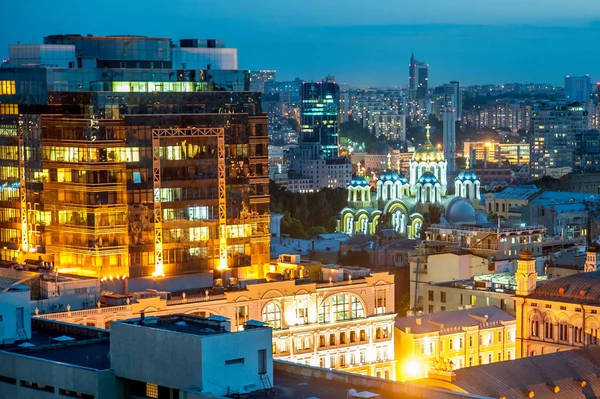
404,359,423,380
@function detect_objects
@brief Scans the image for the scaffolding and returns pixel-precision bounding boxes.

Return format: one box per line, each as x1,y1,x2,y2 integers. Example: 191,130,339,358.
18,118,28,252
151,127,227,276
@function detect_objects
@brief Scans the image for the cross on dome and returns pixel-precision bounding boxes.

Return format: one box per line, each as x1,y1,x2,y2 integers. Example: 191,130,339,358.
425,124,431,139
357,161,362,176
387,153,392,169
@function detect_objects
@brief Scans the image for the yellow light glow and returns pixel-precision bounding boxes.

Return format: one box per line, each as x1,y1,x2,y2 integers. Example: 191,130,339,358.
152,263,164,277
404,359,423,380
217,257,229,271
56,268,97,278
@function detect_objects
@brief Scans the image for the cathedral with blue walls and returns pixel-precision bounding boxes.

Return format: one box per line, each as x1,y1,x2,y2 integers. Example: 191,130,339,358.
338,125,486,238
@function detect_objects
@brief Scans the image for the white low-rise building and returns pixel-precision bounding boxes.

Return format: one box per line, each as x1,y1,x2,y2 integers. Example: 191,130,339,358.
0,285,31,345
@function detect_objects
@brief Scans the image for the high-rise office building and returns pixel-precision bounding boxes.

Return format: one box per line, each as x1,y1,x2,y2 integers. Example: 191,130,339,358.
444,81,461,120
441,81,459,171
283,77,351,192
531,102,587,179
0,34,270,279
408,53,428,100
300,78,340,159
565,75,591,103
250,70,276,92
443,107,456,172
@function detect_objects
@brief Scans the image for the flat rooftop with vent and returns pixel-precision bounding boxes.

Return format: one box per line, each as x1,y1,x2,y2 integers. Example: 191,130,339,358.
110,314,273,398
0,314,273,399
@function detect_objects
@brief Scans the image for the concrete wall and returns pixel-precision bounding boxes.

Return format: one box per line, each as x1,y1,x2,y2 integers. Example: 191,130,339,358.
110,322,205,392
111,321,273,397
273,360,486,399
421,285,515,316
425,254,489,285
201,327,273,396
0,288,31,344
0,351,119,399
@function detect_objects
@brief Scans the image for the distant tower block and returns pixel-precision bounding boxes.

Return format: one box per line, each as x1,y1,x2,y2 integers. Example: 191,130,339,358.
443,106,456,172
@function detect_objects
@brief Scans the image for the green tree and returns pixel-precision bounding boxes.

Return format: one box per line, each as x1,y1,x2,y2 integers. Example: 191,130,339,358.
307,226,328,237
280,212,308,239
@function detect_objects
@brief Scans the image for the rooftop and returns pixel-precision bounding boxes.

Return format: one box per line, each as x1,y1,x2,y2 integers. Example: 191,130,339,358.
434,346,600,399
530,191,599,206
0,268,39,291
395,306,515,335
4,319,110,370
117,315,235,336
14,341,111,370
248,370,382,399
490,184,540,200
437,273,548,294
529,270,600,303
549,251,586,270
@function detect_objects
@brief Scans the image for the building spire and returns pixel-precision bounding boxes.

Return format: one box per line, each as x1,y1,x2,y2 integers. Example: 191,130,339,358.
425,124,431,140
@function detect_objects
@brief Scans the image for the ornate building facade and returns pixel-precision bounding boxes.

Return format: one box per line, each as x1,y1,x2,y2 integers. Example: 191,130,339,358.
515,244,600,358
339,125,481,238
35,264,397,379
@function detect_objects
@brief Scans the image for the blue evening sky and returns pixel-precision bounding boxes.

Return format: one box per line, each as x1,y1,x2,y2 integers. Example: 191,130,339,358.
2,0,600,87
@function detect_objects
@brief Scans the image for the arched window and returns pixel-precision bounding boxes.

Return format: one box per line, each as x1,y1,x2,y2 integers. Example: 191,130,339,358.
559,323,568,341
531,320,539,337
545,321,554,339
262,302,282,329
319,294,365,323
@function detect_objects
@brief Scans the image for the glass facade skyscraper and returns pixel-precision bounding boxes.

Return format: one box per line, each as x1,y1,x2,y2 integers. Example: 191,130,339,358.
300,80,340,159
0,35,269,279
409,53,428,100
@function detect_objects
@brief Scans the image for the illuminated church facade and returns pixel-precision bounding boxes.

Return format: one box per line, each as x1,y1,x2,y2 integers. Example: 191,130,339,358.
338,125,482,238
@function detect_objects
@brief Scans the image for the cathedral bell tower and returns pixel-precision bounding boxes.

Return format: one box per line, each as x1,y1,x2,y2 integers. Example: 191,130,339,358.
515,248,537,296
585,242,600,273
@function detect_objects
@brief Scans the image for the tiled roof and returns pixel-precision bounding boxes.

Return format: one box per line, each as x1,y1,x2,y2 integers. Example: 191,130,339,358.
529,271,600,303
454,169,480,182
395,306,514,335
349,175,370,188
417,171,440,185
449,346,600,399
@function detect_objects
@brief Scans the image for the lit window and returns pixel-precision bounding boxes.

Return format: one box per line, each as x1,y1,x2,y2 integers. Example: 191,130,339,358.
0,81,16,95
262,302,282,329
146,383,158,399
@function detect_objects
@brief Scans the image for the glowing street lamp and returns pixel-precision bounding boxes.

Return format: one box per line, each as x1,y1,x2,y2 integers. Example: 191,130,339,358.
404,359,423,380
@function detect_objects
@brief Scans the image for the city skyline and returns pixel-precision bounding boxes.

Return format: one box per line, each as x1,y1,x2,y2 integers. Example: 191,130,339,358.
2,1,600,87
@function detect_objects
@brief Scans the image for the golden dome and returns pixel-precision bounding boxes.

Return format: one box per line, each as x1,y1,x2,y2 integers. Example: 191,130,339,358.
413,125,445,163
